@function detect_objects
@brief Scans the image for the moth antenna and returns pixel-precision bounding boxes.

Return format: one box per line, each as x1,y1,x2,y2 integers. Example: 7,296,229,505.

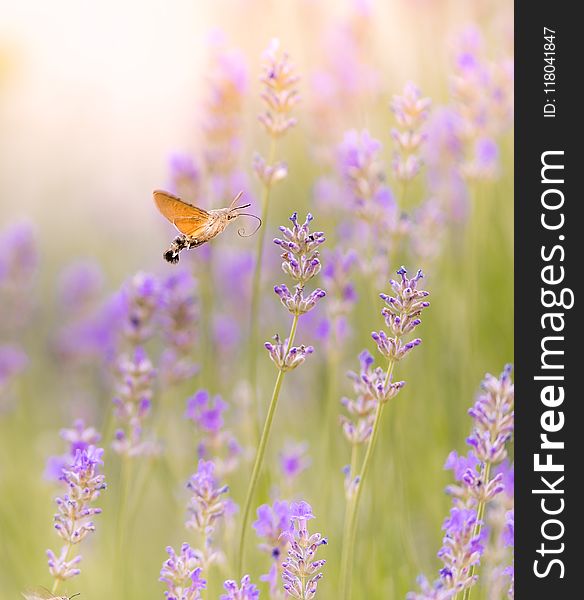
228,190,245,210
70,594,81,599
231,202,252,212
237,213,262,237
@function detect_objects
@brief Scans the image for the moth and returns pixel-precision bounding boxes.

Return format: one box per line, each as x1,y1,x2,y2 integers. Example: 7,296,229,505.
22,587,80,600
153,190,261,263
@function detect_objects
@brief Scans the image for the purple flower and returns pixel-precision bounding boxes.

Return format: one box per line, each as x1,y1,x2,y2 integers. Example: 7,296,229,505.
390,82,431,182
168,153,203,204
47,445,106,584
280,440,311,481
221,574,260,600
111,346,159,457
467,365,514,464
254,501,292,556
338,130,392,216
121,272,161,345
372,267,429,361
436,507,484,592
202,38,247,178
185,460,229,566
258,39,300,138
159,269,199,385
282,501,327,600
0,220,38,333
264,334,314,372
57,261,104,316
160,542,206,600
185,390,227,433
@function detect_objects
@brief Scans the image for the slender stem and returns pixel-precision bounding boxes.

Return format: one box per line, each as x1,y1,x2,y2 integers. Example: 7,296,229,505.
249,139,278,432
238,312,299,576
341,359,395,600
462,461,491,600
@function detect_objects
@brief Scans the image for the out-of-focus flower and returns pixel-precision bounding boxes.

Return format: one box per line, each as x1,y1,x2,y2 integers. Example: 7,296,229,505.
45,419,102,481
252,154,288,187
467,364,514,464
167,153,203,204
0,220,38,334
279,440,311,482
121,272,161,345
159,269,199,385
185,459,229,567
160,543,206,600
258,39,300,139
185,390,242,477
221,575,260,600
338,130,392,218
57,261,104,317
111,347,159,457
410,199,447,263
450,25,513,181
281,501,327,600
390,82,431,182
47,446,106,585
203,37,247,183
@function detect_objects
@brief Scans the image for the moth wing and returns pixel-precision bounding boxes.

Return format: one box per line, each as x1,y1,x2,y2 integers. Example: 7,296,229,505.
22,587,55,599
172,217,212,238
153,190,210,223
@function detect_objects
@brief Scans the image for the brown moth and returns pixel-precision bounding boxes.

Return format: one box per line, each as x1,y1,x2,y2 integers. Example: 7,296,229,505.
22,586,80,600
153,190,261,263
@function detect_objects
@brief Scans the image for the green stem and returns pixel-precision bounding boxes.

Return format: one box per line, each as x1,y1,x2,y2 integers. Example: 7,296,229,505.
462,461,491,600
248,139,278,419
341,359,395,600
238,312,299,576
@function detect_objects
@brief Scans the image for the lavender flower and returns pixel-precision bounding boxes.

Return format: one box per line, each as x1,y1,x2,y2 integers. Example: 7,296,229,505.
57,261,104,317
390,82,431,182
282,501,327,600
258,38,299,139
279,440,311,482
337,129,392,218
467,364,514,464
160,543,206,600
159,269,199,385
221,575,260,600
185,390,242,476
45,419,102,481
372,267,430,361
239,215,325,574
341,267,430,598
0,220,38,334
436,508,485,592
254,501,292,561
185,459,229,567
168,153,203,203
47,445,106,587
409,367,514,599
112,347,158,457
121,272,161,345
202,38,247,180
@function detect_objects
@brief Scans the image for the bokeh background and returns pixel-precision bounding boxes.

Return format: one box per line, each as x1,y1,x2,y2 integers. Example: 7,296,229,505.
1,1,513,598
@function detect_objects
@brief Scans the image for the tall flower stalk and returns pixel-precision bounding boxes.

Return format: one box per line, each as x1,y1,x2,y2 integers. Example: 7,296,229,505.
249,39,300,411
238,213,325,576
340,267,430,600
408,365,514,600
47,445,106,595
